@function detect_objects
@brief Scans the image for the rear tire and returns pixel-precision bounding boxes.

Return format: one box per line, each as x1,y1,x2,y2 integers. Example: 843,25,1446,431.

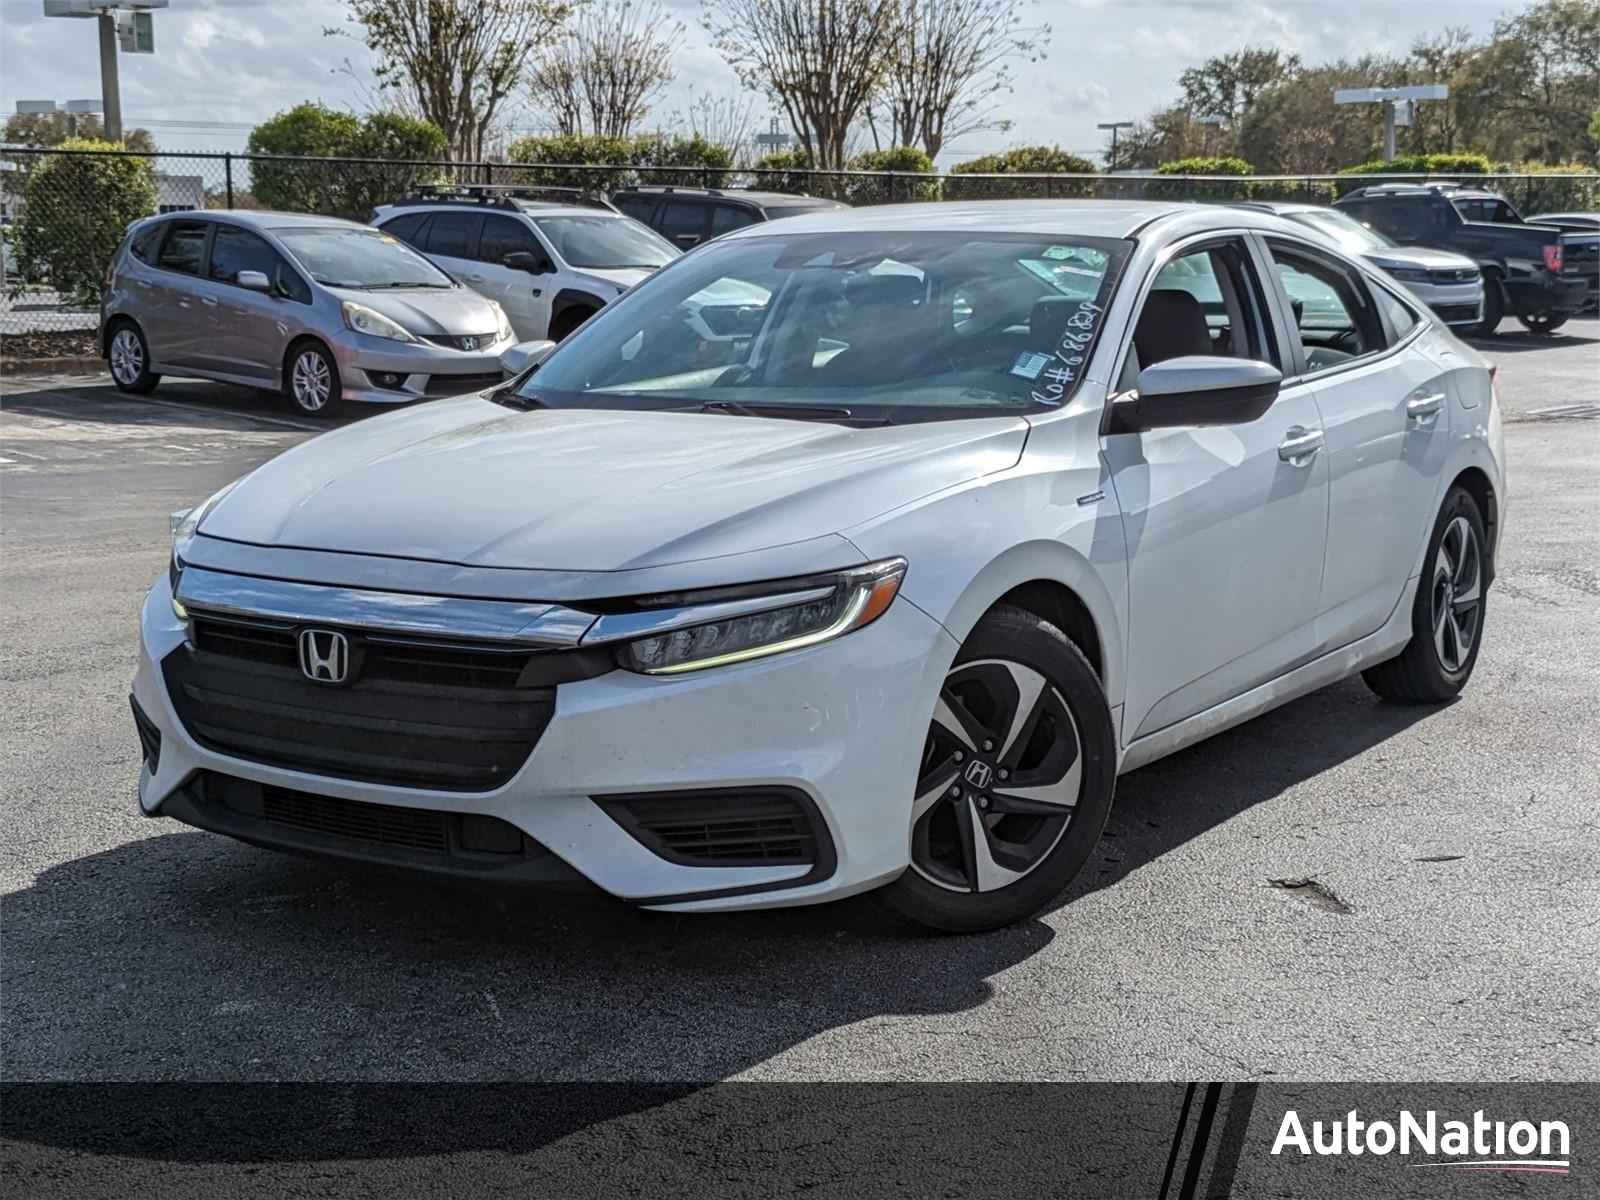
107,321,159,394
1469,276,1504,337
284,341,342,418
1516,311,1568,335
862,605,1117,934
1362,486,1488,705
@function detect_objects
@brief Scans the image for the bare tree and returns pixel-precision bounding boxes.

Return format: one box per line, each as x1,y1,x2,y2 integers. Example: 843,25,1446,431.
679,89,762,163
331,0,574,160
874,0,1046,159
703,0,901,170
528,0,684,138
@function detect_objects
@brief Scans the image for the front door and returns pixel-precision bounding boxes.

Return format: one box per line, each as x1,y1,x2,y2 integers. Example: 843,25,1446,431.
198,223,294,383
474,213,554,340
1104,236,1330,742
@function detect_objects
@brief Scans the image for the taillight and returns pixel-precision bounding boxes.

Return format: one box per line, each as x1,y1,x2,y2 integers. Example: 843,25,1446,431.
1543,243,1564,273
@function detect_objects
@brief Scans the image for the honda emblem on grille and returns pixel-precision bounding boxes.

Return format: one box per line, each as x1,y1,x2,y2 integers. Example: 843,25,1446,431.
298,629,350,684
459,335,478,350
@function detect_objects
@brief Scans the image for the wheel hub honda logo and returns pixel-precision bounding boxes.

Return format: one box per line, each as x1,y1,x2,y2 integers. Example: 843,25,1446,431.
298,629,350,684
963,760,993,789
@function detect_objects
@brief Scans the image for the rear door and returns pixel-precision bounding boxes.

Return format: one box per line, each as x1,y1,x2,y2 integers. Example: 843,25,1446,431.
1263,238,1451,651
144,218,212,368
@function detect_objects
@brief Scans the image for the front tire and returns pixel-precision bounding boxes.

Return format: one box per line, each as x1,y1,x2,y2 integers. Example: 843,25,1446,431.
284,341,341,417
1516,310,1568,335
865,605,1116,934
1469,276,1504,338
107,321,159,394
1362,486,1488,704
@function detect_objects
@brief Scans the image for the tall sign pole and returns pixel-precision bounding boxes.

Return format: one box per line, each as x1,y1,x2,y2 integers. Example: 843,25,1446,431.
97,10,121,140
1333,85,1449,160
42,1,165,143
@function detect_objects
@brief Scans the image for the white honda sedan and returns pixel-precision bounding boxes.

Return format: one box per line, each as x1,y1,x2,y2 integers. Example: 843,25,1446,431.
133,202,1504,932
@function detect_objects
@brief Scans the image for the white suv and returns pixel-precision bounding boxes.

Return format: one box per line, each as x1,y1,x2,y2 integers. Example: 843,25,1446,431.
372,188,678,342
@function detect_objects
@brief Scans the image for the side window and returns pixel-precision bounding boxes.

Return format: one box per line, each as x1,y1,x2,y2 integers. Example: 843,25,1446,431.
155,220,209,275
1375,286,1421,341
379,213,427,246
207,225,285,285
477,214,542,265
613,195,656,222
710,204,758,238
658,200,709,246
128,223,163,263
1488,200,1520,224
423,211,480,258
1132,241,1273,373
1269,243,1384,373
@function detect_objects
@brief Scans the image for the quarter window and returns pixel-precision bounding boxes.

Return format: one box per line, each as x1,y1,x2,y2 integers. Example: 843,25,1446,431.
379,213,428,246
128,223,163,264
423,212,480,258
710,204,759,237
1269,243,1384,373
155,220,209,275
613,195,656,222
1375,286,1421,341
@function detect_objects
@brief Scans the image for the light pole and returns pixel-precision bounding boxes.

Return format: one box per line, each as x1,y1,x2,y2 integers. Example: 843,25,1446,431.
41,1,167,143
1097,121,1134,172
1193,113,1226,158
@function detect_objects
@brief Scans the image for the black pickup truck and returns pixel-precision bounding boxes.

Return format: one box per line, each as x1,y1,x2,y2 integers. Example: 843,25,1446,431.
1335,183,1591,335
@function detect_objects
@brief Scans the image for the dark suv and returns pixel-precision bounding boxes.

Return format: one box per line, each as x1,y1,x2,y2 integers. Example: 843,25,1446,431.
610,186,848,249
1335,183,1589,335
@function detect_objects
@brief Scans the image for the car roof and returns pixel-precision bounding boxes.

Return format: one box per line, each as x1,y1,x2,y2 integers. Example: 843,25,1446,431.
158,209,372,232
716,199,1289,242
614,186,848,209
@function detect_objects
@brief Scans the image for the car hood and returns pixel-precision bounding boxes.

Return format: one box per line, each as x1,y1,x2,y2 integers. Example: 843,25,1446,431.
567,266,655,295
1361,245,1478,272
200,398,1028,572
329,285,501,337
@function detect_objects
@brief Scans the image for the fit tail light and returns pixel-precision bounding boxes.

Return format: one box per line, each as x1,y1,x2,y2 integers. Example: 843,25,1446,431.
1543,244,1564,273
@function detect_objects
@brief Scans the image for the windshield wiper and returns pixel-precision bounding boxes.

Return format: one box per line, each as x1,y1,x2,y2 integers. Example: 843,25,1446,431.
683,400,877,425
365,281,450,289
489,386,546,411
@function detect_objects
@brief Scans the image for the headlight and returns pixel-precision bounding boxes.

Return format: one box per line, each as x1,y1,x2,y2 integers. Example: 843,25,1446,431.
490,301,513,342
614,558,907,675
1386,267,1430,284
168,479,242,617
341,300,415,342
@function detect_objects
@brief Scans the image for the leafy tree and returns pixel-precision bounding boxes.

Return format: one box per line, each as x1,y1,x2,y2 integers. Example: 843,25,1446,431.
330,0,574,160
245,103,448,220
703,0,900,170
1177,47,1301,124
13,138,156,303
527,0,682,138
506,132,733,191
870,0,1046,159
1464,0,1599,163
2,112,155,153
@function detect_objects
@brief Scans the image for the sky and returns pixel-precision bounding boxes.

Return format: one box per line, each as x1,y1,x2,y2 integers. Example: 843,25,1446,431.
0,0,1524,165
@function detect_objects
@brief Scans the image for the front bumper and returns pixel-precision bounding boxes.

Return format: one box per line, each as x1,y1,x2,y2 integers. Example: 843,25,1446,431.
1407,280,1483,328
327,330,513,405
133,571,957,912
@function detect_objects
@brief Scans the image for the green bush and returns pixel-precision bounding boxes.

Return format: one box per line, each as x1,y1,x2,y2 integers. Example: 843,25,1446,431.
844,146,938,204
1505,161,1600,214
13,138,156,304
945,145,1095,200
749,147,824,197
1153,156,1254,176
245,103,448,221
1245,178,1340,204
1337,153,1494,176
1144,157,1255,200
506,133,734,193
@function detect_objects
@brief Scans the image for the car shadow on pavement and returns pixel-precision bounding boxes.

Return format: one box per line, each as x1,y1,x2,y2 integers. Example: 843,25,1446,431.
1060,676,1442,908
0,377,352,427
1462,319,1598,354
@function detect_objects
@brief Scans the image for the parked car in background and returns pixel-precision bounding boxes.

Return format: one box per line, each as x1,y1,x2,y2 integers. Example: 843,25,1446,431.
101,210,516,416
1527,212,1600,310
610,186,849,249
1232,201,1483,332
135,201,1503,932
1335,183,1588,335
372,186,679,342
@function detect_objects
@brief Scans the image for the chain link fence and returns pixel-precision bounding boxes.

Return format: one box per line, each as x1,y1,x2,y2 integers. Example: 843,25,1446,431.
4,146,1597,337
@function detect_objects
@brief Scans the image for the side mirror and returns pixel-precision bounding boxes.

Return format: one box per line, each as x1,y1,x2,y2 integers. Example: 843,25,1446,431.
1106,356,1281,433
503,251,552,274
236,270,272,293
499,338,556,377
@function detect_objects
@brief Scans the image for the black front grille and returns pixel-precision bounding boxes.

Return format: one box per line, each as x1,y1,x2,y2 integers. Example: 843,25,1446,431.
1433,302,1481,323
422,333,496,351
166,614,558,791
424,371,502,395
262,785,449,851
598,790,825,867
130,696,161,772
1427,267,1479,284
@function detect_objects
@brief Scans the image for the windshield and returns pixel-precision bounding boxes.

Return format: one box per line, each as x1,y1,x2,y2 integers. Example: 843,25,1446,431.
533,215,677,269
275,227,454,289
518,231,1131,423
1289,209,1394,253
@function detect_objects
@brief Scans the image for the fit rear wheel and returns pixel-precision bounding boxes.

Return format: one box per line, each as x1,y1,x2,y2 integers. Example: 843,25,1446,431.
285,343,342,417
865,605,1116,933
1363,486,1487,704
108,322,159,394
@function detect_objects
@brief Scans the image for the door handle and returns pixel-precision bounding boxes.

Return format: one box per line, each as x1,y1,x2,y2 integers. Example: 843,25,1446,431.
1277,426,1324,466
1406,391,1446,423
200,296,218,308
465,274,485,283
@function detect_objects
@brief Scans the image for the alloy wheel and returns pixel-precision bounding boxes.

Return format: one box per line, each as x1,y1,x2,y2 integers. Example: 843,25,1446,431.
1432,514,1482,674
911,657,1083,893
110,328,144,386
291,350,332,412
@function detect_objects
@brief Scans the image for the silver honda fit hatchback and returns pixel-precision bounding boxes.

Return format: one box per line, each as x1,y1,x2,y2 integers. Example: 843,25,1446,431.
101,210,515,416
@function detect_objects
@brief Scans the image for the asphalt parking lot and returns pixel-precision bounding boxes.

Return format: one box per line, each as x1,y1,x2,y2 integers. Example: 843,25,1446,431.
2,318,1596,1083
